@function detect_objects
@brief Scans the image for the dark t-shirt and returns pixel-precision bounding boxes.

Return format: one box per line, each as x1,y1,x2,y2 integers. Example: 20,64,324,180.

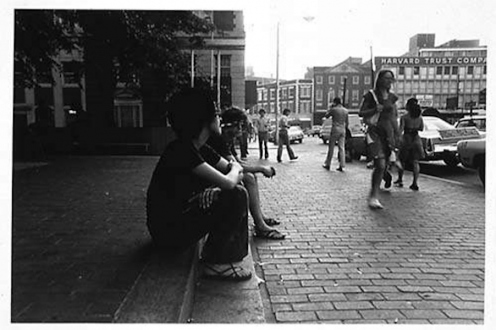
207,134,233,159
146,139,220,225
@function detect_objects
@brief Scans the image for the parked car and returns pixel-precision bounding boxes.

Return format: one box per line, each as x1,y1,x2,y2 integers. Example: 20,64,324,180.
307,125,322,137
419,116,481,167
457,138,485,185
268,125,304,144
454,115,486,136
288,126,304,143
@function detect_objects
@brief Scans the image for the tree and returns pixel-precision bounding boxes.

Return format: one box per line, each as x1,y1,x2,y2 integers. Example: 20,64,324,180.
15,10,213,127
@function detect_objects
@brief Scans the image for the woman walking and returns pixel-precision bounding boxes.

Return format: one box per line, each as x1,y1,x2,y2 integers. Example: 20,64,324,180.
359,70,400,209
395,98,424,190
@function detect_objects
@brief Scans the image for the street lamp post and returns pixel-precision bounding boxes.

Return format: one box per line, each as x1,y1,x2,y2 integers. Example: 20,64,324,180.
275,21,280,144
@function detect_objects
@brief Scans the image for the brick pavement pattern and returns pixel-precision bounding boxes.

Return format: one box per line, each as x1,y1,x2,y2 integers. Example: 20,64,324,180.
12,156,157,322
251,141,485,324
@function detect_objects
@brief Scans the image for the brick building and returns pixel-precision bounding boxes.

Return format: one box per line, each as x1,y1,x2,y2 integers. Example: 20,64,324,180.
313,57,373,111
255,79,314,127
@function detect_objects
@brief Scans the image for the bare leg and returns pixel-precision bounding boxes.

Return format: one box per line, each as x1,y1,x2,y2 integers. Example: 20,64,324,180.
412,160,420,187
369,158,386,208
242,173,272,231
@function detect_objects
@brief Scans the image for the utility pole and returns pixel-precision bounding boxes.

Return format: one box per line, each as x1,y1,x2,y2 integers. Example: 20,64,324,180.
342,77,347,107
275,21,280,144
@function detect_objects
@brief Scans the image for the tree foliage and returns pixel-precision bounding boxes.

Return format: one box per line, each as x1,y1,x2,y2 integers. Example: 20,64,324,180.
14,10,213,92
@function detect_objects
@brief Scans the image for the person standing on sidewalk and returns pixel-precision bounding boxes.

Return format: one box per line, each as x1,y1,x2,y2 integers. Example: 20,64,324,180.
207,107,285,240
359,69,400,209
277,108,298,163
322,97,349,171
146,88,252,281
238,110,251,160
254,108,270,159
396,97,424,191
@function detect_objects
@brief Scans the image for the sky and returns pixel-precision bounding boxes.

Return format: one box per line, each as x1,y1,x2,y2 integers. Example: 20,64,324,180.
242,0,495,79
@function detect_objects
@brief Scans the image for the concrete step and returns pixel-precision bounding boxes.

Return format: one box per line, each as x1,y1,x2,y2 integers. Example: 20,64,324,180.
113,244,200,323
190,246,266,323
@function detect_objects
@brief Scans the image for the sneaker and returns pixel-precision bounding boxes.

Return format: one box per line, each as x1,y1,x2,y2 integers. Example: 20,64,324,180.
393,179,403,187
322,164,330,170
290,156,299,161
368,198,383,209
409,184,419,191
336,167,344,172
277,158,282,163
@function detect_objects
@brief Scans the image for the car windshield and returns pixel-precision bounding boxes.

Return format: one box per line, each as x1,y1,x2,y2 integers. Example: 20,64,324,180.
423,117,454,131
457,119,486,131
289,126,301,131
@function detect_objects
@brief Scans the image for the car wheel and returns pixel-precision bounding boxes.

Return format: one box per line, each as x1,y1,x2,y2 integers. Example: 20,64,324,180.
443,155,459,167
478,162,485,186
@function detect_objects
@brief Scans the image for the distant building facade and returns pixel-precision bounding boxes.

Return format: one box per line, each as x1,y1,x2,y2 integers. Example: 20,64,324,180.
375,34,487,109
255,79,314,126
313,57,373,113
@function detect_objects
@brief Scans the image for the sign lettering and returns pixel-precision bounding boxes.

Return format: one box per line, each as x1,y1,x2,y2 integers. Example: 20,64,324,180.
378,56,486,67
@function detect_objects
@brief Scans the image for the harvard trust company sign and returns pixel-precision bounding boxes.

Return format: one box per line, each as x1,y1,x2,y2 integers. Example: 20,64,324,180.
376,56,487,67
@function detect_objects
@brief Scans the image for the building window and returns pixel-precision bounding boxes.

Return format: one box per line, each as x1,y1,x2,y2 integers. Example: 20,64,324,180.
467,66,474,75
396,82,404,93
484,65,487,74
316,89,323,101
413,66,420,76
270,89,275,100
399,66,405,75
282,88,288,99
435,81,441,93
436,66,443,75
474,66,482,77
420,67,427,79
364,76,371,85
405,82,412,93
328,76,335,84
452,66,458,75
289,101,294,111
405,67,412,78
428,67,435,78
300,86,311,97
114,102,143,128
444,66,450,75
316,75,323,84
289,87,295,99
352,76,359,84
352,90,359,101
263,89,268,101
340,76,347,84
62,61,81,85
413,81,419,93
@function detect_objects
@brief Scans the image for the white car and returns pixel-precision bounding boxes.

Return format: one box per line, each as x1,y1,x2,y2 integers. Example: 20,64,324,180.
419,116,481,167
288,126,304,144
457,138,485,185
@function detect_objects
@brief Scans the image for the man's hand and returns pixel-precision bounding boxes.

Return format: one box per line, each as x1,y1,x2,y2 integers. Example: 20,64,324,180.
376,104,384,113
261,166,276,178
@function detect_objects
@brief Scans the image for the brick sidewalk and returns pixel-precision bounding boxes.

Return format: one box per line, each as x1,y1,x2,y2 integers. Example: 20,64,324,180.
12,156,157,322
250,141,485,324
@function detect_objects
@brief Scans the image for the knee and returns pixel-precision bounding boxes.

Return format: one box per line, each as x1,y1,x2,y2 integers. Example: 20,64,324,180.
374,159,386,171
243,172,256,186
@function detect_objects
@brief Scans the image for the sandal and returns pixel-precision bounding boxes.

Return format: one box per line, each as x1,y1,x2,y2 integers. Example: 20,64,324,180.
203,263,252,282
263,217,280,226
255,228,285,240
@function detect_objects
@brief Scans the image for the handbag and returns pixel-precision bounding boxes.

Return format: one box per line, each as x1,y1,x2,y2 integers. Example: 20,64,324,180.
363,90,381,126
